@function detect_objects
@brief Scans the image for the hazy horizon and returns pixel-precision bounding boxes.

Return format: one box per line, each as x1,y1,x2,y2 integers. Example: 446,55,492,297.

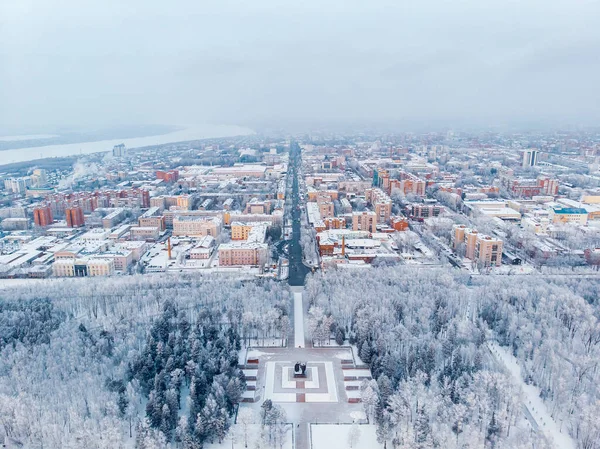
2,0,600,130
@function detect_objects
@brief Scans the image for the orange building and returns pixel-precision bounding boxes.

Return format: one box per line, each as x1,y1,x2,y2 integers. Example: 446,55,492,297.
391,216,409,231
156,170,179,183
323,217,346,230
389,172,426,197
65,206,85,228
33,205,53,227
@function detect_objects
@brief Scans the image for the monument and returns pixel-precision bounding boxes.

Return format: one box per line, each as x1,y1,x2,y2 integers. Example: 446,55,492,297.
294,361,307,377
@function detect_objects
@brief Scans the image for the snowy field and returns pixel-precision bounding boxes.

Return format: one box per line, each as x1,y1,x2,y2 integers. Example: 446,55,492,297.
311,424,382,449
204,423,292,449
488,342,576,449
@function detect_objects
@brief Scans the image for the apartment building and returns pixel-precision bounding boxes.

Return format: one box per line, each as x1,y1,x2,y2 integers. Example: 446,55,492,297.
407,204,444,219
231,222,264,240
218,242,268,266
366,188,392,223
452,225,503,266
33,205,53,227
475,235,503,267
102,208,125,229
65,206,85,228
352,211,377,233
130,226,161,241
172,216,221,237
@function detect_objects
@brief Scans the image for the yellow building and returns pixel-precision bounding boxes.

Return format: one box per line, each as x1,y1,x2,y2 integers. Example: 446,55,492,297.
549,207,588,225
231,222,254,240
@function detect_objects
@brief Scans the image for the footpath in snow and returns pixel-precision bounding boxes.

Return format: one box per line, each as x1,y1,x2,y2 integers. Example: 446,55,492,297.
487,342,576,449
293,290,305,348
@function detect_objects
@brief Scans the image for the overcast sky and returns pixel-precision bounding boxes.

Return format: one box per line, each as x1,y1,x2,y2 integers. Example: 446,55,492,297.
1,0,600,130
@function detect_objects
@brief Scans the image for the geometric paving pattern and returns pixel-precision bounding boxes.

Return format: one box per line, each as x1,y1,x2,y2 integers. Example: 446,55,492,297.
264,361,338,403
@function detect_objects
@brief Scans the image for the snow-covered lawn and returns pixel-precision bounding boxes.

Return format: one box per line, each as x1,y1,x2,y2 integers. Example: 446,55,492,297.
293,291,305,348
346,390,361,399
204,424,293,449
311,424,382,449
342,369,371,378
487,342,576,449
245,338,287,347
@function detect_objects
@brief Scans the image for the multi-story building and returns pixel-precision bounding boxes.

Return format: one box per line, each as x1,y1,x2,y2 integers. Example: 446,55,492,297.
245,198,271,214
389,173,427,197
31,169,48,187
218,242,268,266
1,218,29,230
156,170,179,183
102,208,125,229
33,205,54,227
138,207,165,231
65,206,85,228
130,226,161,241
318,200,335,218
391,216,409,231
189,236,215,259
366,188,392,223
522,149,538,167
507,176,558,198
4,177,32,194
452,225,503,266
352,211,377,233
406,203,444,219
231,222,255,240
323,217,346,230
475,235,503,267
172,216,221,237
112,143,127,157
53,258,115,277
549,207,588,225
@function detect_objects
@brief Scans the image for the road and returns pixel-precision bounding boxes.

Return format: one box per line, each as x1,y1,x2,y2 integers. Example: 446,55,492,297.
287,141,310,287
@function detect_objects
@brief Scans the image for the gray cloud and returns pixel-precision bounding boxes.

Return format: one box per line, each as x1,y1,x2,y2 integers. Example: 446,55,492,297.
1,0,600,130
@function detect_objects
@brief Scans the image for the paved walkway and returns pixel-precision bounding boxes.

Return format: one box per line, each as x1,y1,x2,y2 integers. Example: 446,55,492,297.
293,288,305,348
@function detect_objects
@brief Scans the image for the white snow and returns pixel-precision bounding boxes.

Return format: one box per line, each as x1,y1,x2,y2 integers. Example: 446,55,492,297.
293,291,305,348
346,390,361,399
205,423,292,449
342,369,372,378
246,349,271,359
241,390,255,399
487,342,576,449
350,411,366,421
311,424,382,449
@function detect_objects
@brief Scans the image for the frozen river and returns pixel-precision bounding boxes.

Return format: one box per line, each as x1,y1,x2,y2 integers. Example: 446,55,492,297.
0,124,254,164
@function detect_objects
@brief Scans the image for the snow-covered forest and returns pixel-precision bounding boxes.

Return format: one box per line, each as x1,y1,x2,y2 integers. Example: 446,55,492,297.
1,269,599,449
305,269,600,449
0,275,290,448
